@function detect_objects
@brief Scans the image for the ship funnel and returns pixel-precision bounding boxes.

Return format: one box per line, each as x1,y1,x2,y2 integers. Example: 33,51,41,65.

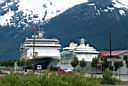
80,38,85,45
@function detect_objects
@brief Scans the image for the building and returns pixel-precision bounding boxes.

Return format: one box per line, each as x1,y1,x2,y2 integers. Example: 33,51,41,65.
20,31,61,69
100,50,128,74
63,38,99,62
100,50,128,61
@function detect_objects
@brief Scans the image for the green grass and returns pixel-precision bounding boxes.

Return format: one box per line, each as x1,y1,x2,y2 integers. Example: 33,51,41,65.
0,72,101,86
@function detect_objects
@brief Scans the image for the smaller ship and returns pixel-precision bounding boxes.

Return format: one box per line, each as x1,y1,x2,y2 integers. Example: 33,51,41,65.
63,38,99,61
20,31,61,69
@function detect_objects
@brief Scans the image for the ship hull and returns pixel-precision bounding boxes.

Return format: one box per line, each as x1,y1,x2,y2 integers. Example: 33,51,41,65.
26,57,60,70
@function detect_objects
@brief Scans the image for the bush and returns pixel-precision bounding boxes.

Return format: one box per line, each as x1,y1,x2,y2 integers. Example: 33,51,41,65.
101,68,117,85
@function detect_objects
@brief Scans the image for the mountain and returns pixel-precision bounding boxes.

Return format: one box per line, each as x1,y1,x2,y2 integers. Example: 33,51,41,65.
44,0,128,50
0,0,88,60
112,0,128,8
0,0,88,26
0,0,128,60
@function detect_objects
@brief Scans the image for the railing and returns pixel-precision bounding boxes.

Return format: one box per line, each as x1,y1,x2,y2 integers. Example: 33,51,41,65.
24,42,59,44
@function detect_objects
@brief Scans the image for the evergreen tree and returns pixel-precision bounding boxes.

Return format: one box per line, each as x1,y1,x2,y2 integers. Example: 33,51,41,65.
102,58,109,71
114,61,123,71
71,57,79,68
80,59,86,68
91,57,98,68
123,55,128,68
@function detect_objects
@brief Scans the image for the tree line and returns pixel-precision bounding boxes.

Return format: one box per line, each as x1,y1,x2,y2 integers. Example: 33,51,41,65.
0,59,32,67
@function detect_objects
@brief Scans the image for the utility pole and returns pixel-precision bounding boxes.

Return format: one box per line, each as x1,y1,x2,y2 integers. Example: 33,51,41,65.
109,32,112,69
32,26,36,73
31,11,47,73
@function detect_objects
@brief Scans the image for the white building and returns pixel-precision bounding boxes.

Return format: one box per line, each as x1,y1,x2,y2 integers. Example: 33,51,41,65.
63,38,99,61
20,31,61,68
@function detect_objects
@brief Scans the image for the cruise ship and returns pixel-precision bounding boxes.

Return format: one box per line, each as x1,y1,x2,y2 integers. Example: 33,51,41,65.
63,38,99,61
20,31,61,69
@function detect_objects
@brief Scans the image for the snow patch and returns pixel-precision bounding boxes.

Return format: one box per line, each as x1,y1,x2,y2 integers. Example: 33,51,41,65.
0,0,5,4
96,10,100,15
107,7,115,10
0,9,14,26
0,0,89,26
119,9,126,15
87,3,95,6
104,9,108,12
7,2,12,5
112,0,128,8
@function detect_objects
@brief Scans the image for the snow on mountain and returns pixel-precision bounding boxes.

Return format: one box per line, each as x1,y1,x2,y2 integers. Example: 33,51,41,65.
0,0,88,26
1,0,128,26
112,0,128,8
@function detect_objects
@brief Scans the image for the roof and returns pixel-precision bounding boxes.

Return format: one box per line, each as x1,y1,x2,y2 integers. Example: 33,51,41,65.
100,50,128,57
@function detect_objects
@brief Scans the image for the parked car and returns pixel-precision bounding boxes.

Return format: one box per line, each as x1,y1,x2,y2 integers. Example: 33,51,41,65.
58,68,72,75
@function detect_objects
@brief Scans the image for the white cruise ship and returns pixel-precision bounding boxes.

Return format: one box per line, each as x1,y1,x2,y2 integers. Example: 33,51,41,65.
20,31,61,69
63,38,99,61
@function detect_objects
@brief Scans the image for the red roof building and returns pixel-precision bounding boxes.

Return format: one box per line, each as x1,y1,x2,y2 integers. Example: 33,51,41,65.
100,50,128,61
100,50,128,57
